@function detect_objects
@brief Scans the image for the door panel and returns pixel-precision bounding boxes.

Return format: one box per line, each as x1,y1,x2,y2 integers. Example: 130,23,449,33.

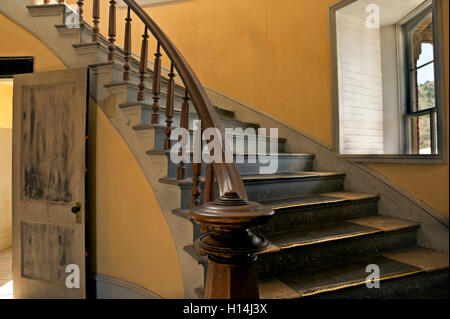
12,68,88,299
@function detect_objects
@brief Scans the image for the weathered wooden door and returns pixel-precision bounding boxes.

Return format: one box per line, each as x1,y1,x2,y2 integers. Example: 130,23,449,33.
12,68,88,299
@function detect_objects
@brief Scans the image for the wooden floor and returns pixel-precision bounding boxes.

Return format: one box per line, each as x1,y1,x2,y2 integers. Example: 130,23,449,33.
0,248,12,299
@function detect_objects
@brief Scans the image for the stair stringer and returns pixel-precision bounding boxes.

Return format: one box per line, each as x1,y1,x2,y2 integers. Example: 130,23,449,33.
205,87,450,255
89,67,204,299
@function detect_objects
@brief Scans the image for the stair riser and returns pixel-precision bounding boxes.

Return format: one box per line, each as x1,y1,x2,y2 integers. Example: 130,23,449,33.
310,270,449,299
178,175,344,210
122,105,257,130
107,84,186,112
55,25,91,44
252,199,378,235
27,4,67,23
167,155,314,178
256,228,418,278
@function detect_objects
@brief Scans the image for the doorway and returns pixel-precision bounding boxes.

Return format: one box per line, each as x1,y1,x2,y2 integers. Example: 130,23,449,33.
0,78,13,299
0,56,34,299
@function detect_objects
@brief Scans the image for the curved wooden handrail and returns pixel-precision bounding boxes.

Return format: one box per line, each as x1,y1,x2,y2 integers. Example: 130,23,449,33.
123,0,247,199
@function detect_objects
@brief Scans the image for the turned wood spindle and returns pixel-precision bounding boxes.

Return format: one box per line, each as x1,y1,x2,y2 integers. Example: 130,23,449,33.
57,0,65,4
151,43,162,124
177,90,190,180
164,63,176,150
203,165,215,203
200,163,215,234
190,163,202,209
108,0,116,61
92,0,100,42
76,1,84,21
123,7,132,81
138,27,149,102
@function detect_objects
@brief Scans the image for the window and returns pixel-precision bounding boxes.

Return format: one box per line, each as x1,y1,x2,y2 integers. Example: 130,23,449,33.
403,8,437,154
330,0,446,163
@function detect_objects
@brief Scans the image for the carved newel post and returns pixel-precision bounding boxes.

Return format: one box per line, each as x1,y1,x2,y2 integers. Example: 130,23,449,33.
190,191,274,299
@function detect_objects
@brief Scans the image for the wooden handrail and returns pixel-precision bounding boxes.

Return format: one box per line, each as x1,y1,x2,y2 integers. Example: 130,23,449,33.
122,0,247,199
58,0,275,299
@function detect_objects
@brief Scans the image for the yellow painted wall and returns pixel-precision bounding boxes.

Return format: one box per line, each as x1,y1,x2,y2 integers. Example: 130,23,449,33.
74,0,448,217
0,81,13,129
88,100,184,298
0,80,13,250
0,13,66,72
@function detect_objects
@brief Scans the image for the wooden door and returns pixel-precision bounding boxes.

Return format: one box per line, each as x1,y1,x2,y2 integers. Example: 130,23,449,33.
12,68,88,299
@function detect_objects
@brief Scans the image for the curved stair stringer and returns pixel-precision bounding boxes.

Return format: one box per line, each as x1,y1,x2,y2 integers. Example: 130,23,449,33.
105,105,204,300
205,87,450,255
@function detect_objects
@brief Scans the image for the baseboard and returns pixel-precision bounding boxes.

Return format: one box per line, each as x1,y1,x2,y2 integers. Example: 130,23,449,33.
88,273,163,299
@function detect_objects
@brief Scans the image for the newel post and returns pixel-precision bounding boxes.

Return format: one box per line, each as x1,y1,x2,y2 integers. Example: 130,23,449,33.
190,191,274,299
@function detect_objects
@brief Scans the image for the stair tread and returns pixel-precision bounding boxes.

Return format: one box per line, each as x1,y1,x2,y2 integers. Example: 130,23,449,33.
259,246,448,299
240,172,344,182
134,124,286,140
119,101,259,129
173,191,374,222
259,192,379,210
259,216,419,252
150,149,313,157
162,171,345,186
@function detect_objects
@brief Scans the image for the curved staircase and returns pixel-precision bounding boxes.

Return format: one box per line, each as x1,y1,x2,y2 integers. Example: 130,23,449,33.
2,0,448,299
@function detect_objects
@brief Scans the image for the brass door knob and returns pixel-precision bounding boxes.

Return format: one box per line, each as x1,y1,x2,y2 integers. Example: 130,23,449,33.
71,203,81,214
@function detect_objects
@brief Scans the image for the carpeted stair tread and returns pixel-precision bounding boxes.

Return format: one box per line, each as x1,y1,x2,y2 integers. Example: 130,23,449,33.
258,216,419,253
259,246,447,298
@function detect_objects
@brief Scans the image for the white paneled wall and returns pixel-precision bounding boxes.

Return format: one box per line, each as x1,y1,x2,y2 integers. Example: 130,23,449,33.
337,12,384,154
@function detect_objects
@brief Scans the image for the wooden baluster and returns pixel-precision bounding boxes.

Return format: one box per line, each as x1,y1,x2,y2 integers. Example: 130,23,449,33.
164,63,175,150
177,90,189,180
137,27,149,102
57,0,65,4
92,0,100,42
151,43,162,124
200,163,215,234
123,7,132,81
76,1,83,21
108,0,116,61
44,0,50,4
190,163,202,209
203,165,215,203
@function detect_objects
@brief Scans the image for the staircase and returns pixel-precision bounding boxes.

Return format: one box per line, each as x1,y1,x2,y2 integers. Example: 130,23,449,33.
4,0,448,299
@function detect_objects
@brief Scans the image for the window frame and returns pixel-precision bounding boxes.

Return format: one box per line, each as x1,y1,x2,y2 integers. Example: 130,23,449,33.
329,0,447,164
403,5,437,155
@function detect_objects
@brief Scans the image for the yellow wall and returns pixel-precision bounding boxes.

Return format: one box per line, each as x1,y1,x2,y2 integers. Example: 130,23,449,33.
77,0,448,217
0,14,66,72
0,81,13,129
88,100,184,298
0,80,13,250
